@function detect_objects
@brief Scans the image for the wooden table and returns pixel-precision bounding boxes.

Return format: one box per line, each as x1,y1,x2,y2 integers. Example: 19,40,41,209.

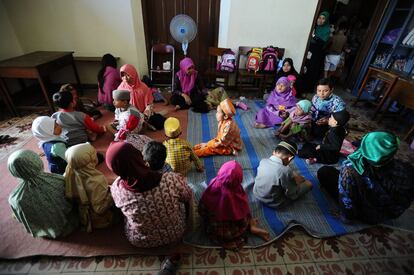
0,51,82,116
354,66,399,119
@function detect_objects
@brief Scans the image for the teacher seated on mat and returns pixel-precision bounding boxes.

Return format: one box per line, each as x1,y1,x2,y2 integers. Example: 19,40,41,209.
106,141,192,248
317,131,414,224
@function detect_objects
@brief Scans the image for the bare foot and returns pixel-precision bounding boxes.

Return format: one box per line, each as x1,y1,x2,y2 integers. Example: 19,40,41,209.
250,219,270,241
254,123,267,129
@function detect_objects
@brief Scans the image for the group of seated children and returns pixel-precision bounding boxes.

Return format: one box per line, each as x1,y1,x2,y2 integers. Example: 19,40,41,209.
256,76,349,165
8,55,414,263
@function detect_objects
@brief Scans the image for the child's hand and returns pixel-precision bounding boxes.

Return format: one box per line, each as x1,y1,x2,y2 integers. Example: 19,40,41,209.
316,117,328,125
316,145,321,150
182,94,192,105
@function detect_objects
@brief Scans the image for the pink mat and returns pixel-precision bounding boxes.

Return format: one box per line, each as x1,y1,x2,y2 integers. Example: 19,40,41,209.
0,103,191,259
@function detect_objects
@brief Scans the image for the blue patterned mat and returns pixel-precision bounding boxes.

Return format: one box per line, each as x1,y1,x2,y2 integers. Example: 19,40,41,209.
184,100,414,248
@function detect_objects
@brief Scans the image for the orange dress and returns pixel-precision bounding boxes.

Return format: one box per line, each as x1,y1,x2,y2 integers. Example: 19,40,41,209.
194,119,242,157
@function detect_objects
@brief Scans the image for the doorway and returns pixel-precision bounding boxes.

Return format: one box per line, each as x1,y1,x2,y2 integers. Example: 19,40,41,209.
301,0,389,89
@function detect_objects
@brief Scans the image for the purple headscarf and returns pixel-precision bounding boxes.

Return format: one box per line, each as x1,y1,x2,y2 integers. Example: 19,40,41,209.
266,77,296,110
176,57,198,95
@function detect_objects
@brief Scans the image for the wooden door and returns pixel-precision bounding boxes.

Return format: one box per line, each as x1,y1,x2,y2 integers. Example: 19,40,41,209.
142,0,221,76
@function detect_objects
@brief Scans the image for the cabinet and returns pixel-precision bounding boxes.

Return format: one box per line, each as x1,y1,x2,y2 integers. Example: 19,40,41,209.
354,0,414,99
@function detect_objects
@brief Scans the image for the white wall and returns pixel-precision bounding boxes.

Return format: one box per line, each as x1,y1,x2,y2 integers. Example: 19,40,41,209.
1,0,148,83
0,1,23,61
218,0,319,69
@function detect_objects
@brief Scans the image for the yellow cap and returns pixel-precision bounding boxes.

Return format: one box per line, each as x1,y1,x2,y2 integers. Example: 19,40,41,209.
164,117,181,138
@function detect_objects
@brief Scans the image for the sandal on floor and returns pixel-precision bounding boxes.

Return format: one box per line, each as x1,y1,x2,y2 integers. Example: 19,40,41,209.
157,258,179,275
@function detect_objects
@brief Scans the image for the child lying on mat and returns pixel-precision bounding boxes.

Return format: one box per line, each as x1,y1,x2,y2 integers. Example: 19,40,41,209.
194,99,242,157
163,117,204,176
109,89,152,152
199,160,270,250
253,141,312,209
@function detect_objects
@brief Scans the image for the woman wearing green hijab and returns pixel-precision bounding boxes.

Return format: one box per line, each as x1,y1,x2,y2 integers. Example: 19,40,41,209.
8,149,79,238
314,11,331,44
301,11,331,95
317,131,414,224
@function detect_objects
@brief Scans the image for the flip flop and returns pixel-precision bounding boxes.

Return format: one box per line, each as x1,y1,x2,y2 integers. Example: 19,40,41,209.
157,258,179,275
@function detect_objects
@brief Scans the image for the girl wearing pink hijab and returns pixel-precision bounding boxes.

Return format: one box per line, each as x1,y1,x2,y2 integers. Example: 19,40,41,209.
198,160,270,249
170,57,209,113
118,64,165,130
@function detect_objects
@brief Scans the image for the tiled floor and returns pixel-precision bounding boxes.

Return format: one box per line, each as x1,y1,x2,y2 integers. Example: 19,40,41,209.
1,227,413,275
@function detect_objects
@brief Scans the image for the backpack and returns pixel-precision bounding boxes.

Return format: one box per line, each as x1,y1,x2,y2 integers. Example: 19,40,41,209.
261,46,279,72
246,48,263,72
217,49,236,72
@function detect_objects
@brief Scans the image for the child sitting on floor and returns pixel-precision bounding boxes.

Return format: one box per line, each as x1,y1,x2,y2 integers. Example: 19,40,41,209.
198,160,270,250
298,109,350,164
194,99,242,157
52,90,106,147
59,84,102,120
31,116,68,174
274,99,312,142
253,141,313,209
310,78,346,138
110,89,152,152
142,141,173,174
255,77,297,128
163,117,204,176
64,143,116,232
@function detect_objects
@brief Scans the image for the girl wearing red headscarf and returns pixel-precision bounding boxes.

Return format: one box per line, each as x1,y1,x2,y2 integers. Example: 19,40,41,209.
107,142,192,248
118,64,165,130
198,160,270,249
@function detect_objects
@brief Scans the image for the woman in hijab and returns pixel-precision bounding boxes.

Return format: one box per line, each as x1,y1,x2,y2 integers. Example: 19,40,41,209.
255,77,297,128
8,150,79,238
118,64,165,130
198,161,270,249
107,142,192,248
275,58,299,81
302,11,331,94
65,143,115,232
317,131,414,224
170,57,210,113
97,53,121,110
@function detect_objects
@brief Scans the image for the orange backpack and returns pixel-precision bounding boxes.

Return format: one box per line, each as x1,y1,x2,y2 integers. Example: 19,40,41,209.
246,48,263,73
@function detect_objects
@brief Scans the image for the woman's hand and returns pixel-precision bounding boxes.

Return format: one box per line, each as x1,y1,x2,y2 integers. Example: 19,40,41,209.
182,93,192,105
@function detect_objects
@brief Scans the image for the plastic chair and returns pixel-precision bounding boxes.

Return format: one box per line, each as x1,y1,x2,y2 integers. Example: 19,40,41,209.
150,44,175,91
